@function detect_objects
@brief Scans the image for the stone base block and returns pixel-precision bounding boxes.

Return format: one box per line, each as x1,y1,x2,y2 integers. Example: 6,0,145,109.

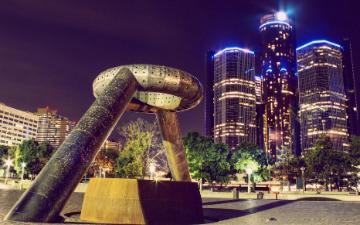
80,178,203,225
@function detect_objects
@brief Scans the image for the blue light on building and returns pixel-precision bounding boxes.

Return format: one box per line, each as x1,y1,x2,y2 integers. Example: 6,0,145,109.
297,40,342,51
213,47,255,57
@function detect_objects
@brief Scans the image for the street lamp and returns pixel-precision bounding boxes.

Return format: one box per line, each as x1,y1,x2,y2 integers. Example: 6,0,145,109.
20,162,26,190
149,162,156,180
300,167,306,192
104,168,110,178
3,156,14,184
100,167,109,178
245,167,253,193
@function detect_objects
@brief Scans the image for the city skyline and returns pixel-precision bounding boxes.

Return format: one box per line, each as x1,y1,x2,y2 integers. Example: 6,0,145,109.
0,1,359,135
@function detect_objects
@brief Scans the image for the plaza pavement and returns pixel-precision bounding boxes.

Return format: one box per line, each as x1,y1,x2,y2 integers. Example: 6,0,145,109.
1,183,360,225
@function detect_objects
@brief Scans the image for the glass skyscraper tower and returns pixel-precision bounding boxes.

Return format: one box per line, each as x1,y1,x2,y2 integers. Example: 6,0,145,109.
213,47,257,149
342,38,360,137
297,40,349,151
259,12,299,159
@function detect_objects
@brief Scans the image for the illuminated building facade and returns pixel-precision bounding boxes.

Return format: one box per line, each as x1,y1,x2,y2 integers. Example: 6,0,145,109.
0,103,38,146
297,40,349,151
213,47,257,149
342,38,360,136
35,107,76,148
260,12,299,158
255,75,265,148
205,50,215,137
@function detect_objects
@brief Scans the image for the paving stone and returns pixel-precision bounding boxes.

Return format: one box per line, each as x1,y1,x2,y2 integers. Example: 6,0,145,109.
1,190,360,225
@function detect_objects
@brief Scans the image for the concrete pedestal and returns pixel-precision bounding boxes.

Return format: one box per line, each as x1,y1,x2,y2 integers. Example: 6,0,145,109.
80,178,203,225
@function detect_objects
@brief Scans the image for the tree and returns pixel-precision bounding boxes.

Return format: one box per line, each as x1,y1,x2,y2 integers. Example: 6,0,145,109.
15,140,54,177
234,152,260,186
0,145,9,167
348,136,360,191
304,135,352,191
271,149,305,191
116,118,166,178
349,136,360,166
88,148,119,177
183,132,231,187
231,142,272,183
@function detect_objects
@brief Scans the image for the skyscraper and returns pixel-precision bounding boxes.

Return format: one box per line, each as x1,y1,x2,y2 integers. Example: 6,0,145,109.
205,51,215,137
259,12,298,158
297,40,349,152
255,75,265,149
35,107,76,148
342,38,360,137
213,47,257,149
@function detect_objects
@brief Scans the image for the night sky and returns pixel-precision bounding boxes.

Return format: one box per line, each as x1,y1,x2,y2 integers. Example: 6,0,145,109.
0,0,359,136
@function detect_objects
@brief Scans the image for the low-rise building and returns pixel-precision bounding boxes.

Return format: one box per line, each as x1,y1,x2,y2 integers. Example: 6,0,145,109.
0,103,39,146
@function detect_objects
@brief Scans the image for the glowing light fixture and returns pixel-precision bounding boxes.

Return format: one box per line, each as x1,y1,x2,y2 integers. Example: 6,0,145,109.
259,21,291,30
276,11,288,21
4,157,13,167
214,47,255,57
296,40,342,51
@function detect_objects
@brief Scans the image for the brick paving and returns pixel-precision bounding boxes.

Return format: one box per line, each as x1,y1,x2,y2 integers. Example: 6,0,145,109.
1,188,360,225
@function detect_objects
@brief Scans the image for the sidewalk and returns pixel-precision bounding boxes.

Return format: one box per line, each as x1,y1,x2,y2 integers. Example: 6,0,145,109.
2,179,360,201
200,190,360,201
1,189,360,225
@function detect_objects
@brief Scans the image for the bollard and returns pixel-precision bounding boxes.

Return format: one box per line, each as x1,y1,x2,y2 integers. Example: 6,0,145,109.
274,192,279,200
257,191,264,200
232,188,239,199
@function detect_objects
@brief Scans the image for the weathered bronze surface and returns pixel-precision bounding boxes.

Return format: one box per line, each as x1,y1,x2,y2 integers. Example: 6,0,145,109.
156,109,191,181
5,64,203,223
93,64,203,113
5,68,139,222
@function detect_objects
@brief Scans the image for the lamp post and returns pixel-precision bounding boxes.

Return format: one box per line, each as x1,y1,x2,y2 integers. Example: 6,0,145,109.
104,168,110,178
245,168,253,193
98,167,103,178
149,162,156,180
4,156,13,184
300,167,305,192
100,168,108,178
20,162,26,190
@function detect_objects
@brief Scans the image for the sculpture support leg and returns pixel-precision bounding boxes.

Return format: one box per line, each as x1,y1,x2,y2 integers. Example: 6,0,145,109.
5,68,139,222
156,109,191,181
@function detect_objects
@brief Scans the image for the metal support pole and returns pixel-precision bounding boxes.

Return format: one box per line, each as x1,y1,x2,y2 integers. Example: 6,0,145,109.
247,173,251,193
5,68,139,222
4,165,10,184
20,164,25,190
156,109,191,181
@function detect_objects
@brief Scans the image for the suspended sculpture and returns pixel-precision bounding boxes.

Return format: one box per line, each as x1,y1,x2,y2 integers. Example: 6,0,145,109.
5,65,203,222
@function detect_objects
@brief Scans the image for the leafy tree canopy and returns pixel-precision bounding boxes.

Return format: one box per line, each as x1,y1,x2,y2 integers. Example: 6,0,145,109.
232,142,270,182
116,118,165,178
183,132,231,185
15,139,54,176
349,136,360,166
304,135,353,190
